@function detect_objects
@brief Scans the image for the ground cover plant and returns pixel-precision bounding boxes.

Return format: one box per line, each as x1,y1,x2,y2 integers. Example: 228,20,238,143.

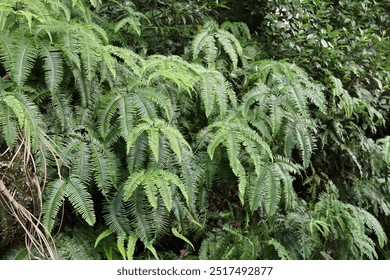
0,0,389,260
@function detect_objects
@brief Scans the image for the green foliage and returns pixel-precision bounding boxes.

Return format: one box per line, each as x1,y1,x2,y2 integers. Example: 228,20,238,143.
1,0,388,260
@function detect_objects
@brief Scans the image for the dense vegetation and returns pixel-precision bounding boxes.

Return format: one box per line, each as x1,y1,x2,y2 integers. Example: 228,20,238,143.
0,0,389,260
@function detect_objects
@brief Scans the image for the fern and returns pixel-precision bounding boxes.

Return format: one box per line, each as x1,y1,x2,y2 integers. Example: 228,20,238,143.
123,168,189,211
64,176,96,227
39,43,63,93
13,38,38,86
126,118,192,164
42,178,67,233
192,20,244,70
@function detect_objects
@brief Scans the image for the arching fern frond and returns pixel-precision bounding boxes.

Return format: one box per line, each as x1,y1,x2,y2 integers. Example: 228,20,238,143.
143,55,198,93
65,176,96,227
42,178,67,234
126,118,192,164
192,20,244,70
123,168,189,211
12,38,37,86
39,43,63,93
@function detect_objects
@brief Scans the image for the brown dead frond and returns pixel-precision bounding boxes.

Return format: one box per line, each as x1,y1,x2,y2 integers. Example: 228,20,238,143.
0,137,59,259
0,180,58,259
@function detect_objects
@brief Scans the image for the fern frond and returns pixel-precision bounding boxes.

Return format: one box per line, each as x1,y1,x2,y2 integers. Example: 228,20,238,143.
65,176,96,226
13,39,37,86
358,208,387,248
78,28,99,82
128,189,156,243
4,91,41,151
127,119,192,163
42,178,67,234
118,94,135,139
267,238,292,260
50,91,71,131
192,21,243,69
215,29,242,69
295,124,313,168
0,31,14,73
123,168,189,210
103,190,131,236
134,88,174,122
39,43,63,93
72,141,91,182
0,102,18,148
90,142,112,196
106,45,144,77
98,94,119,138
144,55,198,93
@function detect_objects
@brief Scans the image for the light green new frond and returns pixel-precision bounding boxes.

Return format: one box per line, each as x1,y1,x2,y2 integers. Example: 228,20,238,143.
123,170,145,201
198,70,216,117
126,233,138,260
156,169,189,207
263,165,281,216
126,121,149,153
114,16,141,36
248,164,281,216
287,84,308,116
220,21,251,41
144,55,198,93
196,68,230,118
58,29,81,69
39,43,63,93
142,173,158,208
303,84,327,114
2,94,25,127
192,22,243,69
239,135,263,176
147,128,160,162
155,176,173,212
123,168,189,210
238,124,273,160
283,124,296,158
269,95,284,136
42,178,67,234
126,118,192,163
65,176,96,226
13,39,37,86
